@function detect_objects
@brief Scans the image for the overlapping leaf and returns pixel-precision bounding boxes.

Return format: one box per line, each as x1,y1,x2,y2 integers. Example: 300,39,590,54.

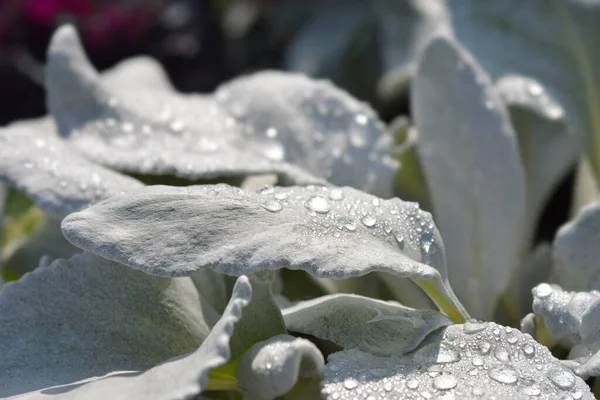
321,321,593,399
283,294,450,356
448,0,600,182
412,37,527,319
61,184,469,322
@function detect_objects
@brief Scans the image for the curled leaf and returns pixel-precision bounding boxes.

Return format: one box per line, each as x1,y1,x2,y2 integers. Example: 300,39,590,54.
412,36,527,319
62,184,468,322
283,294,450,356
236,334,324,400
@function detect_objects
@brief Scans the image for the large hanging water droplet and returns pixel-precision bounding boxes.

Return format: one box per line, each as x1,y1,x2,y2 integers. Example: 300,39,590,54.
261,200,282,213
488,367,518,385
361,215,377,228
547,369,575,390
433,374,457,390
305,196,331,214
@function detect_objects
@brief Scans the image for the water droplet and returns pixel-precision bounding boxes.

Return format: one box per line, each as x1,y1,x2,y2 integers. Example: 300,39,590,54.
433,374,457,390
305,196,331,214
406,379,420,389
478,341,491,355
371,198,380,207
421,233,434,253
494,347,511,363
355,114,368,125
259,185,275,195
383,382,393,392
521,385,541,396
343,378,358,390
547,369,575,390
265,127,278,138
121,122,134,132
170,120,185,133
472,357,484,367
522,344,535,358
535,283,553,298
488,367,518,385
261,200,282,213
527,82,543,96
274,192,288,200
395,235,405,249
463,320,488,334
328,189,344,201
361,215,377,228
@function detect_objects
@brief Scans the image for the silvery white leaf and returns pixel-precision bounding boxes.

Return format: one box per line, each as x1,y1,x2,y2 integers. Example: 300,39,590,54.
531,283,600,346
0,127,143,219
448,0,600,182
283,294,451,356
321,321,593,400
215,71,398,197
412,37,527,319
236,334,324,400
45,25,324,186
13,275,252,399
529,283,600,379
0,252,216,397
496,75,580,244
553,201,600,291
1,217,79,277
62,184,469,322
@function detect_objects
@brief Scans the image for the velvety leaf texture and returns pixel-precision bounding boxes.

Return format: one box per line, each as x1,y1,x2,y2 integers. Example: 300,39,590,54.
13,275,253,399
412,36,527,319
62,184,445,279
0,252,213,397
321,321,593,399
